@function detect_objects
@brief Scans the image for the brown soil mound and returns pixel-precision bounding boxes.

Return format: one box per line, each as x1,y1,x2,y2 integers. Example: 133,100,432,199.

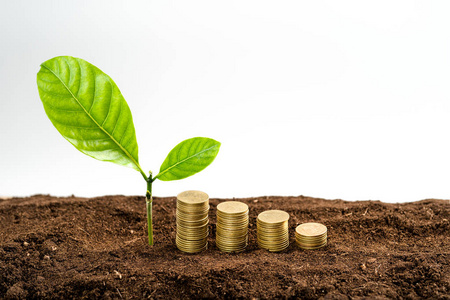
0,195,449,299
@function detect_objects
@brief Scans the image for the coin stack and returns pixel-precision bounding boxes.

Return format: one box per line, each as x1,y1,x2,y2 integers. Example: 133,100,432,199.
295,222,327,250
176,190,210,253
216,201,249,253
257,210,290,252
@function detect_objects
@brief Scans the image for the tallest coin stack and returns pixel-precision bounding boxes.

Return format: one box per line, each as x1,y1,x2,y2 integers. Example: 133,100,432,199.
176,190,210,253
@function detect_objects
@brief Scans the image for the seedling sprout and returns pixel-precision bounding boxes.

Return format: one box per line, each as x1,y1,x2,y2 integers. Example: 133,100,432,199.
36,56,220,245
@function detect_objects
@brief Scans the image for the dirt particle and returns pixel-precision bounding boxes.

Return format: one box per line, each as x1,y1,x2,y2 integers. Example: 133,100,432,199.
5,282,27,300
43,255,50,260
42,240,58,253
367,258,377,264
113,270,123,279
3,242,20,252
23,241,29,246
360,263,367,271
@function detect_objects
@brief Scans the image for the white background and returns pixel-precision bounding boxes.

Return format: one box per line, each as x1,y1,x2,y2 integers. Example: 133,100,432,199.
1,1,450,203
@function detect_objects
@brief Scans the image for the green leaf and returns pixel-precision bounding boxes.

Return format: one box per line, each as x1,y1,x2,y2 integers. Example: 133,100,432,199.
156,137,221,181
36,56,144,176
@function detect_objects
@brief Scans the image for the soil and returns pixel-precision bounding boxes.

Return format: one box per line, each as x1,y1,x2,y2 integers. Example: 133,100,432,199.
0,195,449,299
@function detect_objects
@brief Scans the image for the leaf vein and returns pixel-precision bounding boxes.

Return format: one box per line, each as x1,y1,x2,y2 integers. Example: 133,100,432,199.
88,69,97,114
101,80,113,127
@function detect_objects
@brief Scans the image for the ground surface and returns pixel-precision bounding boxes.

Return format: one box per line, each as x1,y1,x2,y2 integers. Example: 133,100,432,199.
0,195,449,299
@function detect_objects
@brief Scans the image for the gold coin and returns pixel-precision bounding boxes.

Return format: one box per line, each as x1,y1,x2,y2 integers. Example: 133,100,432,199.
176,240,207,248
296,233,327,239
177,220,209,228
217,201,248,215
257,240,289,248
177,209,209,217
177,229,209,237
177,204,209,213
216,230,248,237
296,235,327,240
177,190,209,205
217,220,248,226
257,224,289,231
177,203,209,210
177,231,209,239
296,236,327,244
257,240,289,252
216,228,248,236
256,240,289,249
256,222,289,230
176,203,209,211
302,240,327,247
177,230,209,239
216,224,248,232
258,233,289,241
176,243,208,253
216,237,247,244
217,225,248,231
257,229,288,236
177,227,208,235
176,234,207,241
177,212,209,221
295,223,327,237
176,235,208,245
217,210,248,217
177,226,209,233
297,241,327,250
258,228,289,236
217,219,248,225
257,210,289,225
258,234,288,240
216,241,248,249
176,239,208,247
216,234,248,242
297,239,326,244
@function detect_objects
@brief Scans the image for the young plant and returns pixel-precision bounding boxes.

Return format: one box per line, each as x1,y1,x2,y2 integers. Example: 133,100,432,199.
36,56,220,245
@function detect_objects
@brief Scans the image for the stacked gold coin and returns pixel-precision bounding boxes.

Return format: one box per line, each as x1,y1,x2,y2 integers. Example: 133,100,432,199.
216,201,249,252
295,222,327,250
257,210,290,252
176,190,209,253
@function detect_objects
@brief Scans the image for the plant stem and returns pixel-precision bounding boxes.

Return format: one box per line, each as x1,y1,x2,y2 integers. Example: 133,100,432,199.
146,173,153,246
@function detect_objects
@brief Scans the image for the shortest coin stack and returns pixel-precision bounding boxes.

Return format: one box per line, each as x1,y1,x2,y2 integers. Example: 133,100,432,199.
257,210,290,252
295,222,327,250
176,190,210,253
216,201,249,252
